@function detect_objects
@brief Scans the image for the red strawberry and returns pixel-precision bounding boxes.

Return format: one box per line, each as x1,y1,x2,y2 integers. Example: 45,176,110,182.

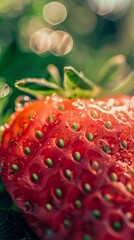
0,92,134,240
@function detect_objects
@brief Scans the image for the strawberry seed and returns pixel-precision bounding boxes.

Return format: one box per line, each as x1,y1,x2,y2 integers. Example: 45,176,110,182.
11,164,19,172
32,173,39,183
112,221,121,231
24,147,31,155
125,212,132,221
71,123,78,131
73,151,81,162
87,132,94,141
45,203,53,212
91,110,98,119
57,139,65,148
83,235,91,240
48,116,54,123
102,146,111,153
36,130,43,139
55,188,63,199
83,183,91,193
105,121,112,129
64,219,71,228
58,104,65,111
92,161,99,171
74,199,82,209
103,194,112,202
110,172,118,181
130,168,134,176
121,140,127,149
92,209,101,219
45,158,54,168
64,169,72,179
126,184,132,193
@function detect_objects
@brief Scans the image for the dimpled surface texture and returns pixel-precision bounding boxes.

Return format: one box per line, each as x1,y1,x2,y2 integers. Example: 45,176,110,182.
0,95,134,240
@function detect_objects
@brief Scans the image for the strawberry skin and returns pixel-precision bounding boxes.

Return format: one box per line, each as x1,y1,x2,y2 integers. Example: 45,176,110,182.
0,95,134,240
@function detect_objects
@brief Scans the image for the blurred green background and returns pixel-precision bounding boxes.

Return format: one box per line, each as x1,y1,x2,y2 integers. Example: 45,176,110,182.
0,0,134,122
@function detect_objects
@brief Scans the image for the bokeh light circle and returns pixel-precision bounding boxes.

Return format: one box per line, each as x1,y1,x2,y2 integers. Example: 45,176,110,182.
43,1,67,25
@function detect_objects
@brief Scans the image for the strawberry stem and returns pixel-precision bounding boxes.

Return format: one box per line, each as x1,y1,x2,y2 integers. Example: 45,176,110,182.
14,55,134,99
63,66,102,98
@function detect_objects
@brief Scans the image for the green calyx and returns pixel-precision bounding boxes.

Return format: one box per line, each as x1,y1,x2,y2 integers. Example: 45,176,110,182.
14,55,134,99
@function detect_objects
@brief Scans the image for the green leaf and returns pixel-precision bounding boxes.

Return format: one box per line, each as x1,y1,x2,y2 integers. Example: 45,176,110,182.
15,78,63,99
94,54,134,96
96,55,127,86
108,71,134,96
64,66,102,98
46,64,62,86
64,66,96,90
0,209,36,240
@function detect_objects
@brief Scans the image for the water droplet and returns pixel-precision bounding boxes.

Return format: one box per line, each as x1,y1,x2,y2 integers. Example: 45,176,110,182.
0,83,10,98
126,97,134,111
73,100,85,110
15,95,31,110
52,93,57,99
46,96,50,101
0,125,5,132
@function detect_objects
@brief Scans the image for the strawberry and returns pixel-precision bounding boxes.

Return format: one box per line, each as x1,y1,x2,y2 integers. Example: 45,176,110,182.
0,63,134,240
